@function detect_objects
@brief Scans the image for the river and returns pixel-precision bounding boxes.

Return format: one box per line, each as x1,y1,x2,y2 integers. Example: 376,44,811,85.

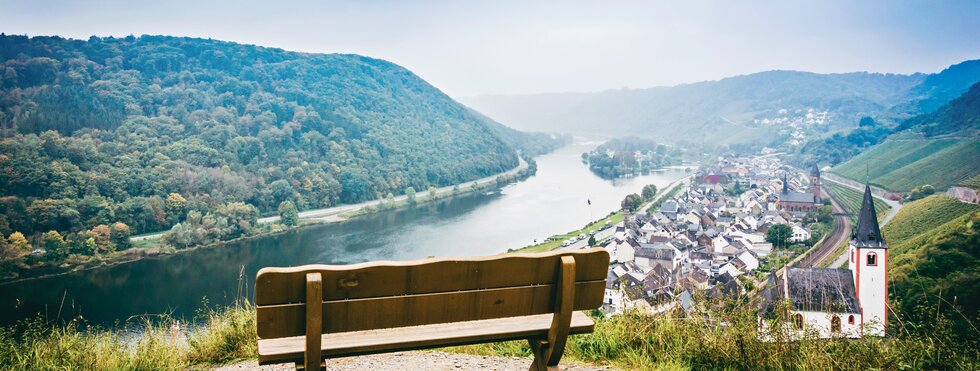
0,139,690,328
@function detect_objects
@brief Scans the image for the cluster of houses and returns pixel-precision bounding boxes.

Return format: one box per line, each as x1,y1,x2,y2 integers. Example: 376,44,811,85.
600,154,825,316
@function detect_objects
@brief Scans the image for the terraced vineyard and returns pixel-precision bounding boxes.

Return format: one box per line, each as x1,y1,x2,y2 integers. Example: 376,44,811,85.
831,138,980,192
958,173,980,190
825,182,891,225
882,194,980,255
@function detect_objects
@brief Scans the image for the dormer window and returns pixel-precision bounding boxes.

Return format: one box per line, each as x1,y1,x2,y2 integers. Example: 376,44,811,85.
867,252,878,266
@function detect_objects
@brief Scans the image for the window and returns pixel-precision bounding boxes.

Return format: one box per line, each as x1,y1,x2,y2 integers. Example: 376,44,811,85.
831,316,841,333
794,313,804,329
848,315,855,325
867,252,878,266
850,249,854,263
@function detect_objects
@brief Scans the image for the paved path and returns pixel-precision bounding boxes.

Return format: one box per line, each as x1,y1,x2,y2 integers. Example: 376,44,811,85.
132,158,528,242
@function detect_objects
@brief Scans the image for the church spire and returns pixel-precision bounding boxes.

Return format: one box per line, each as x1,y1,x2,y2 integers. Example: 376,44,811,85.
853,184,886,248
810,163,820,177
782,174,789,194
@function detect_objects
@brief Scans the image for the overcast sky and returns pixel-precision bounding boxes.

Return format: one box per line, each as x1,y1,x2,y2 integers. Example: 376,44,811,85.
3,0,979,97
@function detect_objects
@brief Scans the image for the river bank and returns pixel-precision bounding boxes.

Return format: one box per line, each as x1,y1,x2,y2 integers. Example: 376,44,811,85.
0,160,536,286
0,140,693,328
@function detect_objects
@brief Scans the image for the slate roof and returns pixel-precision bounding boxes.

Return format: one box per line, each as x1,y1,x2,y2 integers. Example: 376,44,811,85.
810,163,821,177
780,191,817,203
784,268,861,314
853,184,886,248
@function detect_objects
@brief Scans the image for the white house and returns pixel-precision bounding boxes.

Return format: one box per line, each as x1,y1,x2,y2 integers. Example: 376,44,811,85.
790,224,811,243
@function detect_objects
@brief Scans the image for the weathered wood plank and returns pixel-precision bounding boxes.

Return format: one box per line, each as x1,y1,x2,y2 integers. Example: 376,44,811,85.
257,280,605,338
545,256,575,366
255,248,609,305
304,273,322,371
258,312,595,365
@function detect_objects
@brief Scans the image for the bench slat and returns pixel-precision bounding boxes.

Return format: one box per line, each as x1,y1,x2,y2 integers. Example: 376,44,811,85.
255,249,609,305
258,312,595,365
257,280,605,338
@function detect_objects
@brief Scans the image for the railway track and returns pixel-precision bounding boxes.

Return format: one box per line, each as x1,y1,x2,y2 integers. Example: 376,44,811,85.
796,185,851,268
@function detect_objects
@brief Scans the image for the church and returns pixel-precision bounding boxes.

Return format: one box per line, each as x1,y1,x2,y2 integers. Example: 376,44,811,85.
778,164,822,215
760,184,888,338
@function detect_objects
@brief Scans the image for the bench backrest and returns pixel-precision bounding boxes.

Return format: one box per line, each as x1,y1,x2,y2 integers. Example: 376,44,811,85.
255,248,610,339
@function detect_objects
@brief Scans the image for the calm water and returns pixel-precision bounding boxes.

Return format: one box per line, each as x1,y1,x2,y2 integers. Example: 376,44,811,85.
0,140,689,327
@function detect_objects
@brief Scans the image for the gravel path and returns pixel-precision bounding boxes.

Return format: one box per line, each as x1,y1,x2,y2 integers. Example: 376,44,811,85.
213,351,612,371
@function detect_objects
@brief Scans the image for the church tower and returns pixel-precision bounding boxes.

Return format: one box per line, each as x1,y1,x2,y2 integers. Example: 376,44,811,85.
848,184,888,336
810,163,821,203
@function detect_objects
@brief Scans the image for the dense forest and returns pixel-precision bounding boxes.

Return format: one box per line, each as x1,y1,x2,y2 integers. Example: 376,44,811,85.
0,34,564,271
582,137,683,179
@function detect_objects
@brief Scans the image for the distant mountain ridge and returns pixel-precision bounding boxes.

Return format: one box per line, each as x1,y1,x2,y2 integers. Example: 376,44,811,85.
461,61,980,146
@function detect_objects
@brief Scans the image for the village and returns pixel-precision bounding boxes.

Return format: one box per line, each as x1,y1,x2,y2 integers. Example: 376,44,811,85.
595,153,829,316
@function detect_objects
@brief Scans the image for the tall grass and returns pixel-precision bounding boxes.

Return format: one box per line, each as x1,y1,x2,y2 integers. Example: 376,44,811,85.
1,299,975,370
449,303,977,370
0,302,257,370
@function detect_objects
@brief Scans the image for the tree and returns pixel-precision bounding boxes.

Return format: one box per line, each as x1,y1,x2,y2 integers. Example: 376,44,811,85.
109,222,131,250
42,230,69,260
766,224,793,248
7,232,30,253
588,234,597,247
621,193,644,212
859,116,875,127
88,224,113,252
165,193,187,224
641,184,658,200
278,200,299,226
405,187,417,205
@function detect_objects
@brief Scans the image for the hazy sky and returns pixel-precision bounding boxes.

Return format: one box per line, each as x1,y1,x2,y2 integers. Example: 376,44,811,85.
3,0,979,97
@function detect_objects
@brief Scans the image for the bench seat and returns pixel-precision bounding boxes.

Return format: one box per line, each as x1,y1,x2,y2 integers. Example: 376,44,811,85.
258,311,595,365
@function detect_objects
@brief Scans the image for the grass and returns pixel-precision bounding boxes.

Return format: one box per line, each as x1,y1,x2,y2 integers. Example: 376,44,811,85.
958,173,980,191
446,302,977,370
831,138,980,192
0,302,257,370
824,182,891,226
645,182,686,214
881,194,980,255
511,212,624,253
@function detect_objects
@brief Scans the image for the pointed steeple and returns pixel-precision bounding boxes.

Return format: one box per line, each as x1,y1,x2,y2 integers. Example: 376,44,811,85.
853,184,886,248
781,174,789,194
810,163,820,177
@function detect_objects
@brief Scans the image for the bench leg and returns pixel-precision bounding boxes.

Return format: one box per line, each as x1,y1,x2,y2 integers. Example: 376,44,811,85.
528,339,562,371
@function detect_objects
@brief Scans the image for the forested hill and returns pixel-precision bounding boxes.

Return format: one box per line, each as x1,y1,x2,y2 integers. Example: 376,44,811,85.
0,34,558,238
895,82,980,137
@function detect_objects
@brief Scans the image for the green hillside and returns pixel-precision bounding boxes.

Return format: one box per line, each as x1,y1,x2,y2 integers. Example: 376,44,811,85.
0,35,563,267
830,138,980,192
824,182,890,225
882,195,979,341
882,194,980,254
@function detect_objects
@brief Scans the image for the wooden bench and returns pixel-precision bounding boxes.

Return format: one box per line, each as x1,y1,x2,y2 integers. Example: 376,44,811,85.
255,248,609,370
